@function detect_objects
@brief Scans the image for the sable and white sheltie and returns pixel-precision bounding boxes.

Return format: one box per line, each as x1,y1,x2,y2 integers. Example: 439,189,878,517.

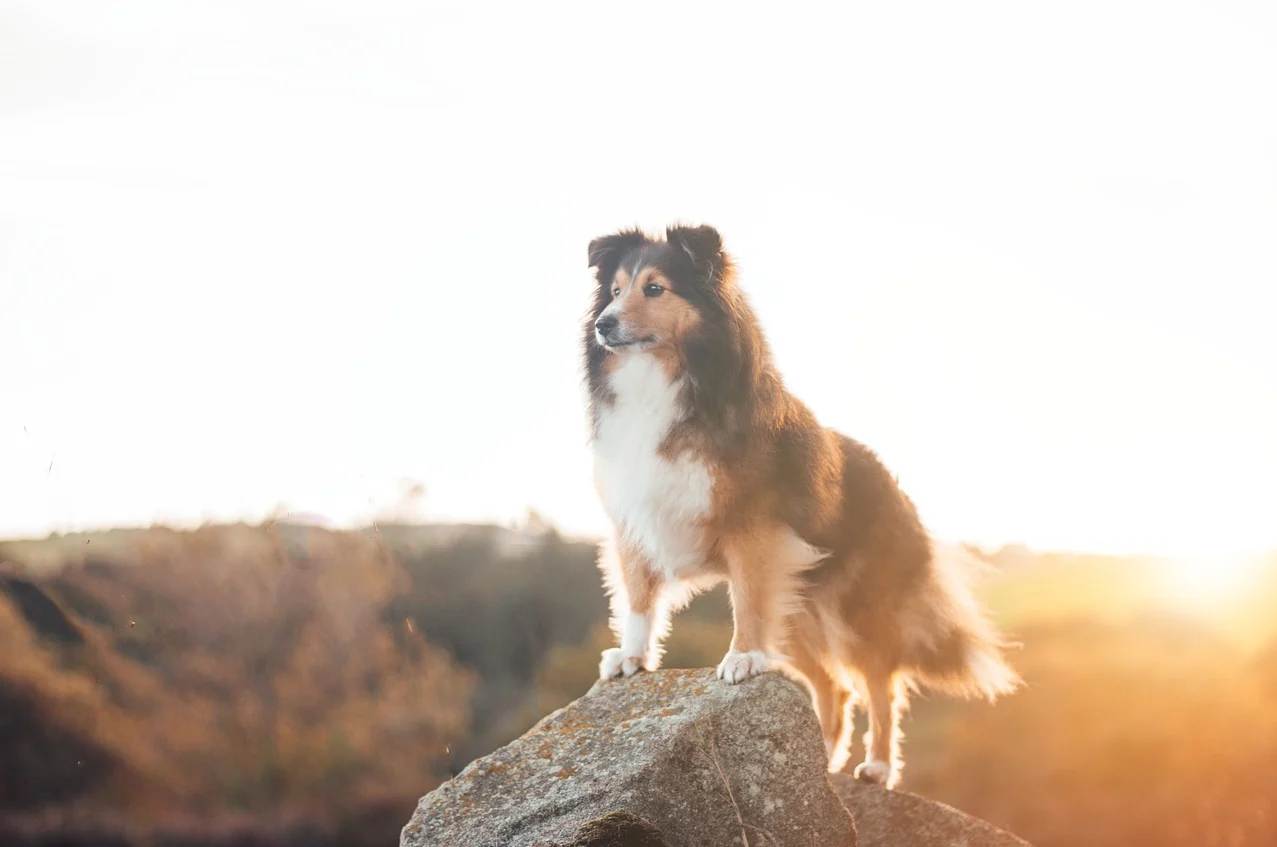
580,223,1020,788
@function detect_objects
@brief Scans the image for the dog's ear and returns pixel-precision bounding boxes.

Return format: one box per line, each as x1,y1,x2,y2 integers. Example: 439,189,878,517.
587,228,646,271
666,224,726,286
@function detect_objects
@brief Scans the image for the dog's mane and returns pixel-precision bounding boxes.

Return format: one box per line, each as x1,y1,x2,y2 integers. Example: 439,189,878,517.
675,263,787,458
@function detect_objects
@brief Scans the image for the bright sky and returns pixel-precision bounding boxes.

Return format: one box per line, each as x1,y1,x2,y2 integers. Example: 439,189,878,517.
2,0,1275,557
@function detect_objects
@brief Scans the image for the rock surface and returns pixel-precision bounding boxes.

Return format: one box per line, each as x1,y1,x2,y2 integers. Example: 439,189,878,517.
833,775,1032,847
401,667,1033,847
401,668,857,847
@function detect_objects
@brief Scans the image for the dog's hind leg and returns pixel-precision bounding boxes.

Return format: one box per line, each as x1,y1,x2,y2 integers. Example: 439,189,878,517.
824,681,856,773
786,644,856,772
853,666,907,789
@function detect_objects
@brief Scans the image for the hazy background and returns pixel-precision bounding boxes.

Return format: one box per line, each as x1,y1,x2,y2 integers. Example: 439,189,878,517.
3,2,1276,847
4,0,1275,556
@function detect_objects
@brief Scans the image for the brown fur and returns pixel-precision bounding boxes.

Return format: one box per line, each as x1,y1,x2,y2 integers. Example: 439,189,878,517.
582,223,1020,788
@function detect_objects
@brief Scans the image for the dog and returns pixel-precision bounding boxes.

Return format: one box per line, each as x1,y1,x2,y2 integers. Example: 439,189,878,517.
580,222,1020,788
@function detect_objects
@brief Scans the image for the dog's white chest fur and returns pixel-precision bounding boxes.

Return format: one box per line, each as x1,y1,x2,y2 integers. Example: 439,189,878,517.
592,354,713,580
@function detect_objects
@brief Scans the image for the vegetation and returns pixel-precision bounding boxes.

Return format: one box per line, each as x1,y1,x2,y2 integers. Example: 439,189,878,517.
1,522,1274,846
0,524,474,846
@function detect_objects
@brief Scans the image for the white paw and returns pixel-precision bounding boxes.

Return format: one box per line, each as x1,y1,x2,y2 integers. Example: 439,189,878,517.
826,739,853,774
853,759,895,787
715,649,771,684
599,648,647,680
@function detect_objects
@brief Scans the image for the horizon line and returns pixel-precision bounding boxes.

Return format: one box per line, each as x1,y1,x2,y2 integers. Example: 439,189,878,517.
2,514,1274,563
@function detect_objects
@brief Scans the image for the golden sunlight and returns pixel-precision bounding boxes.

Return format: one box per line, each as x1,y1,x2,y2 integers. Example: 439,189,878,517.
1159,554,1263,610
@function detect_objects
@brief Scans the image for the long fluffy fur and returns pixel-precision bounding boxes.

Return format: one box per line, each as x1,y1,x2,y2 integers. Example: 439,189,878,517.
582,223,1020,788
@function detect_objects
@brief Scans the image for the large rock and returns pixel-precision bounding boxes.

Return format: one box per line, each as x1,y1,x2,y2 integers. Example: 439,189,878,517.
833,775,1032,847
401,668,857,847
400,667,1034,847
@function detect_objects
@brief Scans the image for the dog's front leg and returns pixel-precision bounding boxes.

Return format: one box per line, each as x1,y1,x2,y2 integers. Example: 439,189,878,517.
716,527,820,684
716,539,780,684
598,536,662,679
718,582,774,683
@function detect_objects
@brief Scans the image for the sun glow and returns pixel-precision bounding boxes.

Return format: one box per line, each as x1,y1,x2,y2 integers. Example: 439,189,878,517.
1160,555,1263,610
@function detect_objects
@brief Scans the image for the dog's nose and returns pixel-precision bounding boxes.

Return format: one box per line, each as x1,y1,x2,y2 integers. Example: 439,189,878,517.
595,315,618,337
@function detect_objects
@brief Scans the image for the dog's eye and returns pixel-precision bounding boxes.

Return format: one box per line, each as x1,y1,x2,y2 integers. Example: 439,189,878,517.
643,283,665,297
611,287,620,297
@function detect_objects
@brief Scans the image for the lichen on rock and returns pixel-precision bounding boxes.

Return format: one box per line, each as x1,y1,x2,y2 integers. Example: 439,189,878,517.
400,668,857,847
400,667,1034,847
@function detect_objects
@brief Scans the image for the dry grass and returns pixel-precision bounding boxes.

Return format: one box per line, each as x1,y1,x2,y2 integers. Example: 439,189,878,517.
0,522,475,834
3,525,1276,847
532,554,1277,847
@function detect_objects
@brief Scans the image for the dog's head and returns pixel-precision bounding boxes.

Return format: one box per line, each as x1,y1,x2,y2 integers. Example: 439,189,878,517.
585,224,731,355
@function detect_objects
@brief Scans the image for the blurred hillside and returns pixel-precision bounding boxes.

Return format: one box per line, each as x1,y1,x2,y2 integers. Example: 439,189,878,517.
1,522,1275,847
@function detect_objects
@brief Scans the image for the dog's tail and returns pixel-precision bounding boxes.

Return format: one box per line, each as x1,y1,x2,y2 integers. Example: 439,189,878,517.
900,540,1022,701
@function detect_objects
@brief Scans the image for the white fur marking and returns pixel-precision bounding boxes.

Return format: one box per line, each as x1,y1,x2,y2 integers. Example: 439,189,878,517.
598,647,645,679
592,354,713,581
599,647,624,678
716,649,770,684
827,740,853,774
619,612,652,659
597,297,621,325
853,759,894,787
